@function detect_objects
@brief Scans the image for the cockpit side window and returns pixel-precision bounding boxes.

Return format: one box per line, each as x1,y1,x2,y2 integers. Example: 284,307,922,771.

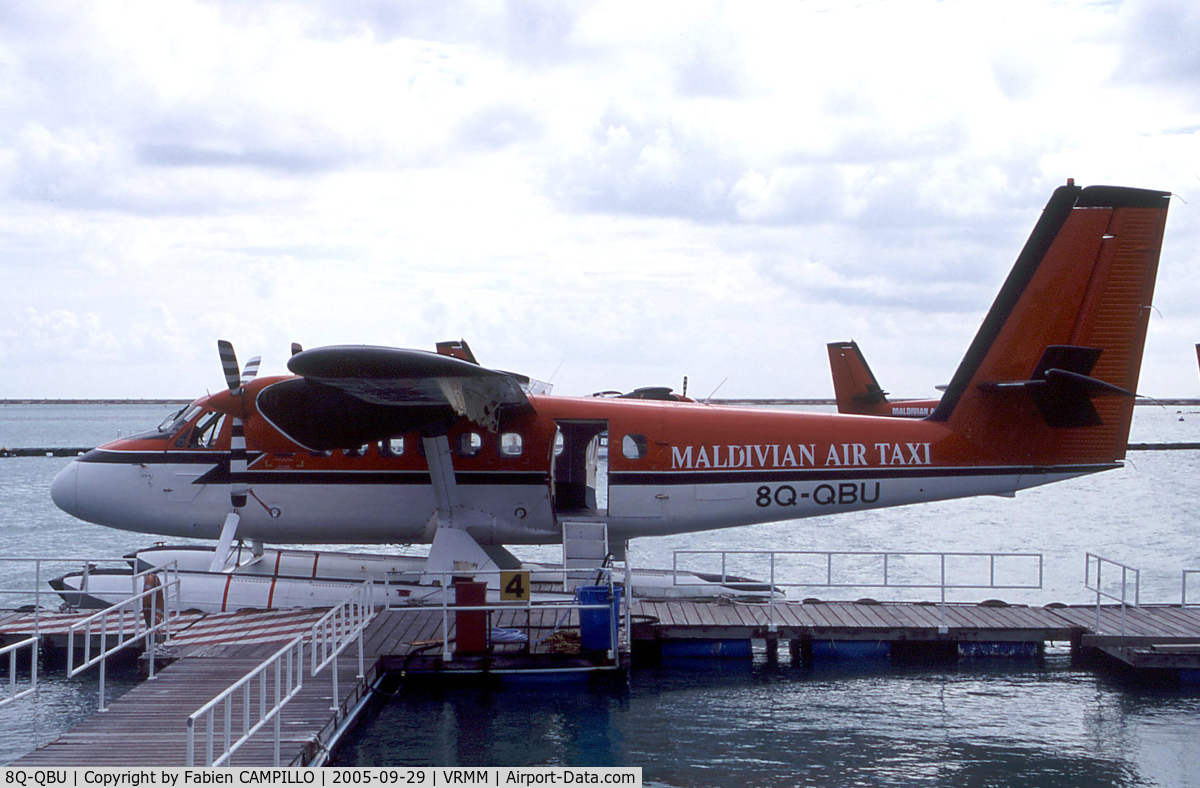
187,412,228,449
160,403,202,435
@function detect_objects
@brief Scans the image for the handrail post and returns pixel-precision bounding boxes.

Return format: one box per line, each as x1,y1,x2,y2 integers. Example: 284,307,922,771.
330,651,340,714
357,599,366,679
34,560,41,640
939,554,947,628
442,577,452,662
98,647,107,713
768,552,777,633
274,657,282,767
1120,566,1128,636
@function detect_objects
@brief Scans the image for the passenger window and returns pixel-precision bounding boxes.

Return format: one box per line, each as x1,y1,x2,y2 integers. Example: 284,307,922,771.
381,436,405,457
457,432,482,457
499,433,523,457
343,445,368,457
622,434,647,460
553,432,564,456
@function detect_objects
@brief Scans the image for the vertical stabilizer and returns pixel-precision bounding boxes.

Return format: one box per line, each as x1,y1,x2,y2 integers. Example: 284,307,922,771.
931,184,1170,465
827,341,889,415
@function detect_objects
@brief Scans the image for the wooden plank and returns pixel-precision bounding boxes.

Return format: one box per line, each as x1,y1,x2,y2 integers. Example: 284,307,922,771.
826,602,873,630
972,605,1031,632
731,603,766,628
363,610,408,655
770,603,804,629
1142,607,1200,638
804,602,849,630
846,603,891,630
790,602,824,629
706,602,743,628
12,653,370,766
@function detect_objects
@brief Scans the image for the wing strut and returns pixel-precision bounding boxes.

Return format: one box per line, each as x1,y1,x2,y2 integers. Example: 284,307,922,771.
419,434,501,585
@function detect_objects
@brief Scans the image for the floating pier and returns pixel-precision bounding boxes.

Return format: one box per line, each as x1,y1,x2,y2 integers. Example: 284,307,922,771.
5,594,1200,766
4,602,617,767
630,599,1200,672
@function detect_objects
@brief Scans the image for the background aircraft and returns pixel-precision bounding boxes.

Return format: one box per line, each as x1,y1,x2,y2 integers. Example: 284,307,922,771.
827,340,941,417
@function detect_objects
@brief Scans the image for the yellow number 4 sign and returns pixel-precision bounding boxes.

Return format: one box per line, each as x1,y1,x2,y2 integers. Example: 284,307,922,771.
501,570,531,601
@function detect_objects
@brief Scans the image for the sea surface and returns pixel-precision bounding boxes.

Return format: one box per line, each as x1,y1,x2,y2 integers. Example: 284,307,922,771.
2,403,1200,785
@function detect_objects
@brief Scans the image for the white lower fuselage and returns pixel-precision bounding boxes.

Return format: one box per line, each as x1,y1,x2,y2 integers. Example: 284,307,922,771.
51,447,1100,545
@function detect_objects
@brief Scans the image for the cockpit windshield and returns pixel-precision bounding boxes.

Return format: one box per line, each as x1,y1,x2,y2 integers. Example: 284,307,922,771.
158,402,203,435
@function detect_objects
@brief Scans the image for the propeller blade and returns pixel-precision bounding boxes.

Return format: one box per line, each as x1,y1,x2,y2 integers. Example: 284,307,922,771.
218,340,241,392
240,356,261,387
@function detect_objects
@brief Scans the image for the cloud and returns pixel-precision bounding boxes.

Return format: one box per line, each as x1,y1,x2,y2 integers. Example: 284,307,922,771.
0,0,1197,400
1115,0,1200,93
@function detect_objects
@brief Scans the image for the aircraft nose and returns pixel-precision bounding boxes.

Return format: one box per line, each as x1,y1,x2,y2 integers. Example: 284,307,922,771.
50,461,79,517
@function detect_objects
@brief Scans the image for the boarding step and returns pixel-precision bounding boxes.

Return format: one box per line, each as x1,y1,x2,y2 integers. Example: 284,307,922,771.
562,521,609,592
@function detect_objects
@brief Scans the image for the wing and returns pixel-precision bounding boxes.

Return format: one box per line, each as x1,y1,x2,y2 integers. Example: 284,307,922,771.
256,345,534,451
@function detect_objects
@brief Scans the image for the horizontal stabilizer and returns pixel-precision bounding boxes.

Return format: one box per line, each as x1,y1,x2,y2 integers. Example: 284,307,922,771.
981,344,1138,428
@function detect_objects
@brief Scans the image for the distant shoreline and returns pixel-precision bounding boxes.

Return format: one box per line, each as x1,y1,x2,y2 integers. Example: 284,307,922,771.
3,397,1200,407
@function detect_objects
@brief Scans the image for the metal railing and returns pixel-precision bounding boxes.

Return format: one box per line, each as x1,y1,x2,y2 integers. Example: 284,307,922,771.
185,580,378,767
673,550,1044,629
1085,553,1140,635
1184,570,1200,606
0,556,178,713
186,637,305,767
404,569,625,663
0,636,38,709
67,563,181,712
0,555,159,622
308,581,375,715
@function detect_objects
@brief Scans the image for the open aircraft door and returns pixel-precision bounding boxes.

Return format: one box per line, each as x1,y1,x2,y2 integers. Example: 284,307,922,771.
552,420,607,518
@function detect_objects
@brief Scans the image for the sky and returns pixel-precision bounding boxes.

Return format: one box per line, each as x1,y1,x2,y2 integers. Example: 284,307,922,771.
1,0,1198,400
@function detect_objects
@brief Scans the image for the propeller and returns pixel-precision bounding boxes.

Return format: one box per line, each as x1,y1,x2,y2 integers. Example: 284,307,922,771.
210,340,261,571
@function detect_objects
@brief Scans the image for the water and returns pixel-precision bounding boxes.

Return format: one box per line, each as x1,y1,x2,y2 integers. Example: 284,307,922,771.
338,660,1200,786
3,403,1200,783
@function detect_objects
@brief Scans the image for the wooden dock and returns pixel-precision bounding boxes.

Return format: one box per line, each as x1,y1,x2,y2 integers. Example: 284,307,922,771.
7,605,611,767
8,598,1200,766
630,599,1200,671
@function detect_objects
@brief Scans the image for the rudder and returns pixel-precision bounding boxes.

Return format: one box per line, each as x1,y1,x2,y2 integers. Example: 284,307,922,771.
930,183,1170,466
827,340,889,415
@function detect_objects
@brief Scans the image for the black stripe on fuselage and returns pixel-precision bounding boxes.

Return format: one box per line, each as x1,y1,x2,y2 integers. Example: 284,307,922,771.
76,449,547,486
609,463,1117,486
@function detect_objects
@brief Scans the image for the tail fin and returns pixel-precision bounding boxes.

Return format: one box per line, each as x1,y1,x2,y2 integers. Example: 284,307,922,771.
828,341,941,417
931,183,1170,464
827,340,890,415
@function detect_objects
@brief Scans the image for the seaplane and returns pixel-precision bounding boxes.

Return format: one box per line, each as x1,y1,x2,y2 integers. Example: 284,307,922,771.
49,182,1171,611
827,340,941,418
